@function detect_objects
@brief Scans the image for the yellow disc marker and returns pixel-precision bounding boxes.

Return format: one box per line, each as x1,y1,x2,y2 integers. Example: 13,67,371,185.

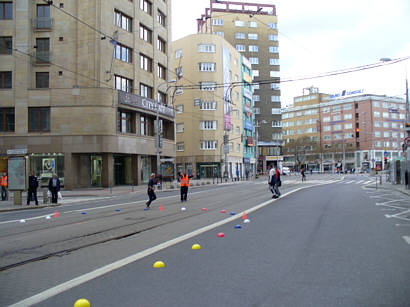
74,298,90,307
191,244,201,250
153,261,165,268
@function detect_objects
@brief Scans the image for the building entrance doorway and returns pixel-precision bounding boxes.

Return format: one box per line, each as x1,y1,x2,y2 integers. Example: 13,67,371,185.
91,155,102,186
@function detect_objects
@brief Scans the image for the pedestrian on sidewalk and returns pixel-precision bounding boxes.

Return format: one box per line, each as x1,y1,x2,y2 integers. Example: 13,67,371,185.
236,168,240,181
268,165,281,198
27,171,39,206
1,172,7,201
146,173,157,208
48,173,61,204
179,170,191,202
301,168,306,182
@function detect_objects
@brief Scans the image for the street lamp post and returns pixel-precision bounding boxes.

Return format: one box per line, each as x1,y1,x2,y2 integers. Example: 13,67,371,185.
254,120,267,174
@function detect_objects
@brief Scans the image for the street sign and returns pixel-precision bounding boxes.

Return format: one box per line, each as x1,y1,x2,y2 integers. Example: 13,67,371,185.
384,151,388,157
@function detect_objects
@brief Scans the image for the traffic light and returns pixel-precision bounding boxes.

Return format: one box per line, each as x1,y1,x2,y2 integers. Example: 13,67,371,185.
384,156,388,164
223,134,229,144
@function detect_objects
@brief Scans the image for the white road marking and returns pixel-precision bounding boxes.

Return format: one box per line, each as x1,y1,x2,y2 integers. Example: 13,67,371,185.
375,203,407,210
381,208,397,211
396,224,410,227
8,180,339,307
402,236,410,245
376,199,409,205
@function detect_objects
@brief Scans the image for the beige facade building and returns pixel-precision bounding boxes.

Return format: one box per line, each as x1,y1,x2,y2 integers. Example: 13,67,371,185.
197,0,281,173
172,34,255,179
0,0,175,189
282,90,406,172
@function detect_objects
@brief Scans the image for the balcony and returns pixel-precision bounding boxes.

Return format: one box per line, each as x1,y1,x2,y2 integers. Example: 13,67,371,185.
32,51,51,65
32,17,54,31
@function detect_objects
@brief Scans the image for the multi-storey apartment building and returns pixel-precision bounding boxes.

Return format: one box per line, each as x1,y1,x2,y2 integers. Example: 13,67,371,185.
282,92,406,172
0,0,175,189
172,33,255,179
197,0,281,173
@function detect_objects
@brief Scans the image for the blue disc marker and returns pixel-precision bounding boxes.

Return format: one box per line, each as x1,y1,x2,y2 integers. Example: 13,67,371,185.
115,209,120,212
235,224,242,229
230,212,236,215
81,212,87,215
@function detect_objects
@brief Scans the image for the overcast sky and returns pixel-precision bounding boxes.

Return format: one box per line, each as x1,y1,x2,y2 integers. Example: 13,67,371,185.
172,0,410,107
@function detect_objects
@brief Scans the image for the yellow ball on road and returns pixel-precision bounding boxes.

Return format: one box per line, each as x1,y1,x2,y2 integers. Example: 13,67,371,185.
153,260,165,268
74,298,90,307
192,244,201,250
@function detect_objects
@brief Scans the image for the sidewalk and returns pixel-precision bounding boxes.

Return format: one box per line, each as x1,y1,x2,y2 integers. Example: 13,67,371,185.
0,178,249,212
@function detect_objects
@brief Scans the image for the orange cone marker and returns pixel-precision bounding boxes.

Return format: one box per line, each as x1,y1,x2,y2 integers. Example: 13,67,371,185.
242,212,247,220
54,211,59,218
160,204,164,211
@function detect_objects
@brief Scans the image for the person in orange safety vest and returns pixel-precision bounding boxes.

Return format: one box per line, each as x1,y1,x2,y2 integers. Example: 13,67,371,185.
180,171,191,202
1,172,8,201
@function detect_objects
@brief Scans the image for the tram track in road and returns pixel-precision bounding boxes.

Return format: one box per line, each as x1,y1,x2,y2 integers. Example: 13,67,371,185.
0,182,269,273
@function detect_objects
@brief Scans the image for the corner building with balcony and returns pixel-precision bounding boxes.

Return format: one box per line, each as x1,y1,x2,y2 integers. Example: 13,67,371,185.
172,34,255,179
197,0,281,173
0,0,175,189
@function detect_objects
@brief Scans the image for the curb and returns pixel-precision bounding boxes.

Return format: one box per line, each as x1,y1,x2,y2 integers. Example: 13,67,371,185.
0,203,62,212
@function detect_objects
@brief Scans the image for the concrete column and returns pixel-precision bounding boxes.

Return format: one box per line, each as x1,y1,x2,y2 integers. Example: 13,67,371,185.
64,152,73,190
132,155,139,185
102,153,113,188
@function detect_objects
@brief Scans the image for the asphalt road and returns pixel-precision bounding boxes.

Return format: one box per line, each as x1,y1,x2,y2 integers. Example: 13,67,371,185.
1,174,409,306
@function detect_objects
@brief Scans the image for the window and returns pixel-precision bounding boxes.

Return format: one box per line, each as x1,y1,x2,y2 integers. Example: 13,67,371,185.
157,91,167,104
200,101,217,110
270,71,280,78
114,43,132,63
269,46,279,53
343,104,352,110
254,107,260,114
200,120,217,130
272,121,282,127
333,124,342,130
383,122,389,128
177,142,184,151
157,37,166,53
268,34,278,41
212,19,223,25
391,122,398,129
249,57,259,64
384,141,390,148
140,83,153,98
36,72,49,88
324,135,331,140
235,32,245,39
199,62,216,72
236,45,245,52
333,105,341,112
344,133,353,139
391,113,398,119
375,141,382,148
36,38,50,63
252,70,259,77
324,126,331,132
140,0,152,15
304,110,311,116
334,134,342,140
176,105,184,113
248,33,258,40
0,108,14,132
344,123,352,129
115,75,132,93
139,54,152,72
200,140,218,150
0,37,12,54
268,22,277,29
269,58,279,65
383,131,390,138
157,64,166,80
374,111,380,117
214,31,224,37
400,114,405,119
374,131,381,137
382,102,389,108
296,120,302,126
139,24,152,43
344,113,352,120
236,143,241,152
253,95,260,101
115,10,132,32
36,4,51,28
176,123,184,133
28,107,50,132
248,21,257,28
200,82,216,91
175,49,182,58
248,45,258,52
271,108,281,115
198,44,215,53
235,20,245,27
392,132,398,138
0,71,11,88
0,2,12,20
323,117,330,122
157,10,166,26
271,96,280,102
373,101,380,107
271,83,280,90
117,110,132,133
253,83,259,89
333,115,341,121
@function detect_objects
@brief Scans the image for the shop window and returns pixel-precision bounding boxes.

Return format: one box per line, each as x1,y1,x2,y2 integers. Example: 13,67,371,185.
29,153,64,187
